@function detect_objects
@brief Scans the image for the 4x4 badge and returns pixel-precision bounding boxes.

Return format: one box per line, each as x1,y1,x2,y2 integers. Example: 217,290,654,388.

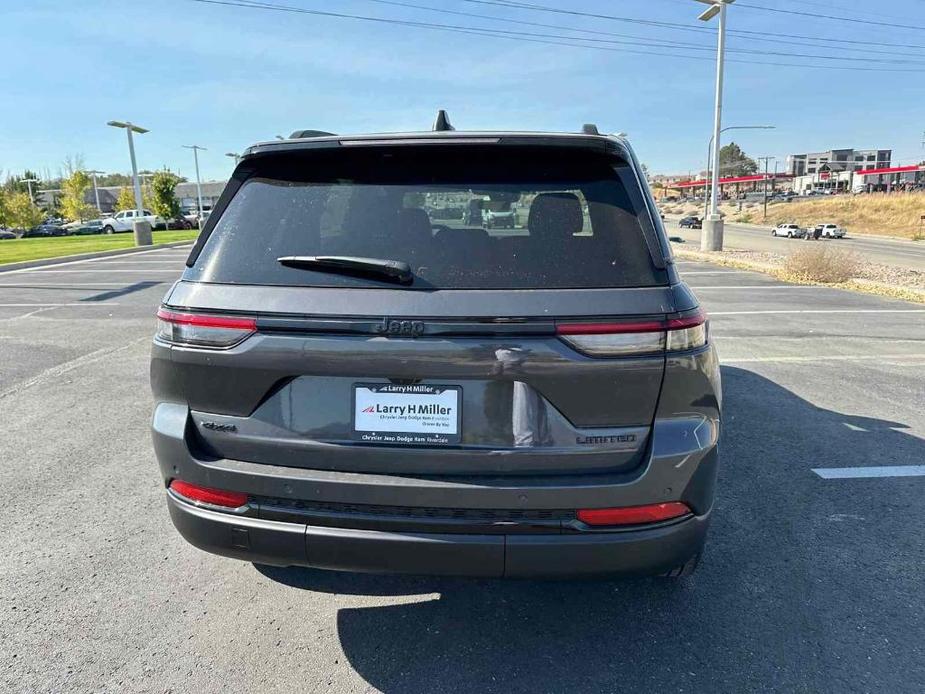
374,318,425,337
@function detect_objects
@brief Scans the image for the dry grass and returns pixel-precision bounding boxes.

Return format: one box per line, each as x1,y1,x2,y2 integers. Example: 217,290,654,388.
763,193,925,239
660,192,925,239
781,245,860,283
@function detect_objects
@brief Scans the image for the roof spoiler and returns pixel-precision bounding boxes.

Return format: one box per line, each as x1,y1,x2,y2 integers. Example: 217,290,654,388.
288,129,336,139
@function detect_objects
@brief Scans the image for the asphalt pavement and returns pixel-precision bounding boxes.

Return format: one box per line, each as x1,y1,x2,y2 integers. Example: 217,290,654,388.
1,247,924,693
669,218,925,271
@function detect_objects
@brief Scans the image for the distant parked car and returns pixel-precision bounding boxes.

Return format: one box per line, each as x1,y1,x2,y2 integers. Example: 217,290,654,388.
772,223,805,238
0,228,17,240
165,216,194,230
23,222,68,238
183,209,211,226
71,219,105,235
678,216,702,229
483,208,516,229
100,209,163,234
811,223,846,239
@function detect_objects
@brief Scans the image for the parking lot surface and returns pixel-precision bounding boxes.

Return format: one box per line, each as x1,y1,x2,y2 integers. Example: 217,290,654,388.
1,248,923,693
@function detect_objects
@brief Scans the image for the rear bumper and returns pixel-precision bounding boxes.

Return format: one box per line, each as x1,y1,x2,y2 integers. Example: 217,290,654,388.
167,492,709,577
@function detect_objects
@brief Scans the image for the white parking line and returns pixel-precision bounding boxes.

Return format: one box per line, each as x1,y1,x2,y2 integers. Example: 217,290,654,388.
711,309,925,315
723,354,925,364
0,244,193,275
679,270,748,275
23,269,180,274
813,466,925,479
0,302,121,307
693,285,822,290
0,283,164,287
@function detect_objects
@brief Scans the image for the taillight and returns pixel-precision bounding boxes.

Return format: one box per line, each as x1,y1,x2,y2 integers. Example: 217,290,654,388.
169,480,248,508
577,502,691,526
557,311,707,357
156,307,256,348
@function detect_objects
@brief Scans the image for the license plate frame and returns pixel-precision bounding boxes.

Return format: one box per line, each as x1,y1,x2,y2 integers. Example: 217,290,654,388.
352,383,462,446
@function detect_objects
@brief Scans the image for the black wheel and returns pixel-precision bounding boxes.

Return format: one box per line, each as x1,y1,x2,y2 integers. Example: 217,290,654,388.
662,552,701,578
103,225,114,235
787,231,793,238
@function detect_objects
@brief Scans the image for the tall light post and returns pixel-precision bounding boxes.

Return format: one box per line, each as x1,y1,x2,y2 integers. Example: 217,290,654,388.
701,125,775,219
225,152,241,165
106,120,148,214
183,145,207,230
696,0,734,251
21,178,39,204
87,170,104,214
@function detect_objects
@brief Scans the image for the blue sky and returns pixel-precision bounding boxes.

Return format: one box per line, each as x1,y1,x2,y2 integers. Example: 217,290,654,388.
2,0,924,182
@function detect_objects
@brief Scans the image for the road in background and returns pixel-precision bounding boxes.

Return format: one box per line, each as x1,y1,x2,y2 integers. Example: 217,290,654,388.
1,249,923,693
667,217,925,271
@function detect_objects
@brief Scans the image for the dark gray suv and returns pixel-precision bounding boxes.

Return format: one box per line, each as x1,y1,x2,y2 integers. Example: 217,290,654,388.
151,120,721,578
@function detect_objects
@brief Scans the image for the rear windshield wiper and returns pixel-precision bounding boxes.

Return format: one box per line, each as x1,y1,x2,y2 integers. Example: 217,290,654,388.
277,255,413,285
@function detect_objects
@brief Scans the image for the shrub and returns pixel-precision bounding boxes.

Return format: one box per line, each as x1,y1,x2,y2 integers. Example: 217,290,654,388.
782,245,860,283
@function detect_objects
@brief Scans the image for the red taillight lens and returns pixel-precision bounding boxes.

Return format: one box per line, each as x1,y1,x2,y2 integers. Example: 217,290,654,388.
169,480,248,508
557,311,707,357
156,307,256,348
577,502,692,527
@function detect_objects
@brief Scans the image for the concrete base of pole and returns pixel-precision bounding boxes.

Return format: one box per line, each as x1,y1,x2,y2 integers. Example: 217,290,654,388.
701,215,724,251
133,220,153,246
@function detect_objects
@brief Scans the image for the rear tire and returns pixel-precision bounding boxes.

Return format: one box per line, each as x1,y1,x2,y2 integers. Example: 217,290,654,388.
787,231,792,238
662,552,701,578
103,225,114,235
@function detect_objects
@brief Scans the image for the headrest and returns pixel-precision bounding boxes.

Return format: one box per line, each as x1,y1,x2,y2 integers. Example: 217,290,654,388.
527,192,583,240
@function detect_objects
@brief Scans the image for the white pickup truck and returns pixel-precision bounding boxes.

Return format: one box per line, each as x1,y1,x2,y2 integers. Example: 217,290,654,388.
772,223,805,238
100,209,163,234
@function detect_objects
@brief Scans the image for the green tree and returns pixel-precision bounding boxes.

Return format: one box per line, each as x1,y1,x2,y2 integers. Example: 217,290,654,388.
114,186,136,212
718,142,758,176
146,171,182,222
0,189,9,226
60,170,96,221
6,191,44,229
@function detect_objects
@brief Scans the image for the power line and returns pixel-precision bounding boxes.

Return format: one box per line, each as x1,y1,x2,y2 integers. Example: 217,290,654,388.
457,0,925,50
359,0,925,60
737,2,925,32
187,0,925,72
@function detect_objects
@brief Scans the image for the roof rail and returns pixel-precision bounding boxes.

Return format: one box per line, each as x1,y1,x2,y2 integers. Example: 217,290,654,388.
581,123,600,135
288,129,336,139
432,110,455,132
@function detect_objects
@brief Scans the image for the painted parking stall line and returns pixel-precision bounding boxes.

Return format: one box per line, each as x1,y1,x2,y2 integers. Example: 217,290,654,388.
813,466,925,479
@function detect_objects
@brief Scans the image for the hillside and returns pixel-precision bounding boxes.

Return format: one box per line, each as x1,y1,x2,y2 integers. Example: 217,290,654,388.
662,192,925,239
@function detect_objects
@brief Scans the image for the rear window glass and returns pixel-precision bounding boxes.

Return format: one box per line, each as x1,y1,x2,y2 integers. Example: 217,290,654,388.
187,147,665,289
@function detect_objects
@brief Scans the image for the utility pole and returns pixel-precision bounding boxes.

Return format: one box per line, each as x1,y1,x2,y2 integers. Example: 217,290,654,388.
757,156,776,220
695,0,735,251
183,145,207,230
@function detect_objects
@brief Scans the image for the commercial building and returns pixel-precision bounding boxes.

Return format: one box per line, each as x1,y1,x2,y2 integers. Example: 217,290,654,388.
37,180,228,215
787,149,891,176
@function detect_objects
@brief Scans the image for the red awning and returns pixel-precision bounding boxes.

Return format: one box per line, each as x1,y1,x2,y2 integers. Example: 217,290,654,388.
854,165,923,177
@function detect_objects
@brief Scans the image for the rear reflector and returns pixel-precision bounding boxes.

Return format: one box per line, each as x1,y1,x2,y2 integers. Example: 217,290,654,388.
577,502,691,526
156,307,257,348
557,311,707,357
169,480,248,508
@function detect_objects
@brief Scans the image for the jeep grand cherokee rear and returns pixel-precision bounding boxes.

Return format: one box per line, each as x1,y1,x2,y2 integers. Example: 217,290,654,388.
151,127,721,578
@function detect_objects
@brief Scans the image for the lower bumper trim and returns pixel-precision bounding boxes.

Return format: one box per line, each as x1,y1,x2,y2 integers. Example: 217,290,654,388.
168,493,709,577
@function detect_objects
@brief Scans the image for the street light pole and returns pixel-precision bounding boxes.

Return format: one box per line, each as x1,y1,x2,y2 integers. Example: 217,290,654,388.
87,170,104,214
696,0,734,250
21,178,39,204
183,145,207,230
106,120,149,215
225,152,241,165
701,124,775,220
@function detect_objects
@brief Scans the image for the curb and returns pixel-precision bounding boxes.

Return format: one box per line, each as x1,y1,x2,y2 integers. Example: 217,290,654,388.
0,241,194,274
